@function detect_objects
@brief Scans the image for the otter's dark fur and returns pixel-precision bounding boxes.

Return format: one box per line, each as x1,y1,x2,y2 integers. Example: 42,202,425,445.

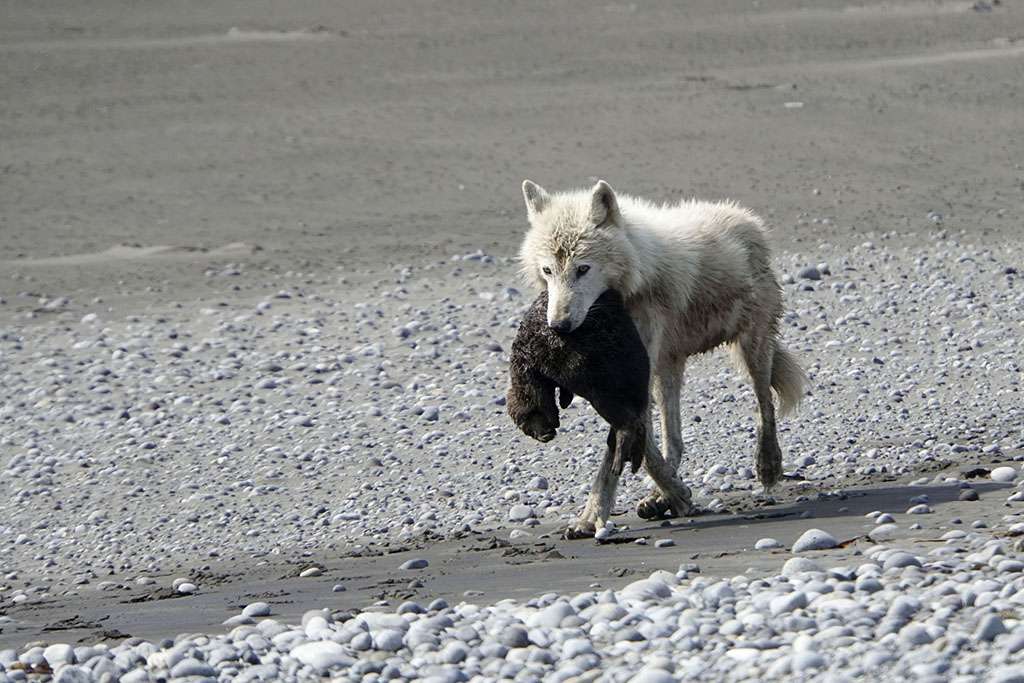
507,289,650,475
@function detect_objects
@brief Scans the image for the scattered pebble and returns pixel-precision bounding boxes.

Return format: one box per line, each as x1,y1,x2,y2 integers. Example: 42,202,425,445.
399,558,429,570
792,528,838,553
991,466,1018,483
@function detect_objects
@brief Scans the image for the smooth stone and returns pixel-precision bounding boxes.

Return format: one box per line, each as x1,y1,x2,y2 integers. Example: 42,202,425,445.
373,628,406,652
991,467,1018,483
508,504,535,522
798,266,822,281
176,582,198,594
400,558,429,570
989,667,1024,683
959,488,980,502
899,623,934,646
299,567,322,578
974,614,1008,642
864,651,896,667
882,551,921,570
620,578,672,601
534,601,576,628
290,641,354,673
628,669,677,683
887,596,922,623
500,626,530,649
782,557,825,577
792,529,838,552
791,651,826,672
43,644,75,667
755,538,782,550
906,504,932,515
54,666,94,683
561,638,594,658
869,524,899,542
169,658,217,678
998,559,1024,573
770,591,809,616
243,602,272,617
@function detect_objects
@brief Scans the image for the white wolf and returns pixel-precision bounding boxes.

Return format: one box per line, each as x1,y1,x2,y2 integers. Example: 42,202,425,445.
519,179,806,537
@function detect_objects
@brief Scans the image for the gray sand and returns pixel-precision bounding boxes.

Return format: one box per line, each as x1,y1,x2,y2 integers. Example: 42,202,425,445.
2,0,1024,679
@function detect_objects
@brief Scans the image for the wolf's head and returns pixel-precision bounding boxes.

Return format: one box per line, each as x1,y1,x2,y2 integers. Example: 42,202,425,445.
519,179,636,334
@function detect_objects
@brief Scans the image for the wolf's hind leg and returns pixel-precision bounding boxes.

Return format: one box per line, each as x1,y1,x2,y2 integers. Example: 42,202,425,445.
735,335,784,490
565,440,619,539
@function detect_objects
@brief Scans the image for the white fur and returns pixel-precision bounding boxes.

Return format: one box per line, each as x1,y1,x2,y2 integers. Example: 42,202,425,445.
520,180,806,536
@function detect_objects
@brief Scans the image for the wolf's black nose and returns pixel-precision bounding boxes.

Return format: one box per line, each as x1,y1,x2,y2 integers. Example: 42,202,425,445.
549,319,572,335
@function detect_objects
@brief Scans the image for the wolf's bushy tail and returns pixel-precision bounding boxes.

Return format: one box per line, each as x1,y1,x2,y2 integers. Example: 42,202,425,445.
771,344,807,416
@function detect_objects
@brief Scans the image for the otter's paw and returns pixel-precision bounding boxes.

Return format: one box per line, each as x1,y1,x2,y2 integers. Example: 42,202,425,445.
564,520,597,540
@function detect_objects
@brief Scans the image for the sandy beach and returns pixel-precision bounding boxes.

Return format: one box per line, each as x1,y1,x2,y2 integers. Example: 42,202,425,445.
2,1,1024,679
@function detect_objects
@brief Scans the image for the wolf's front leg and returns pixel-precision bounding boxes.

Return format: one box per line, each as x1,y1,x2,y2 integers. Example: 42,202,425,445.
565,443,619,539
636,419,696,520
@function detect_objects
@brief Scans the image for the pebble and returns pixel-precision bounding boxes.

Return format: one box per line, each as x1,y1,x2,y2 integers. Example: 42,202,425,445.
991,466,1018,483
242,602,272,617
781,557,824,577
869,523,899,542
508,504,535,522
974,614,1007,642
881,551,921,570
798,266,822,281
755,537,782,550
792,528,838,552
290,641,354,674
399,558,429,570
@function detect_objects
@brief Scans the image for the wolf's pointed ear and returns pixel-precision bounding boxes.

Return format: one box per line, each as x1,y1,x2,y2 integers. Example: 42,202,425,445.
590,180,621,228
522,180,549,216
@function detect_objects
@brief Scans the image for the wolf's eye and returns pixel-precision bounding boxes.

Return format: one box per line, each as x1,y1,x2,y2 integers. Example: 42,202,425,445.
542,266,552,275
576,265,590,278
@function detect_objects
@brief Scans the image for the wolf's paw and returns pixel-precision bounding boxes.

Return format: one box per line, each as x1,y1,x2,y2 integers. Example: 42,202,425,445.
664,484,697,518
564,520,597,540
520,412,557,443
636,495,672,520
638,485,696,520
757,441,784,491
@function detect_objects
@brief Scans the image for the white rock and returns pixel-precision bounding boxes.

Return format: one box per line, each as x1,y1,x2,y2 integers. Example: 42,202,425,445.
782,557,825,577
792,529,838,553
43,643,75,667
868,524,899,542
290,641,354,673
620,578,672,601
974,614,1008,642
508,504,534,522
992,466,1018,483
243,601,272,617
399,558,428,570
770,591,808,616
755,538,782,550
791,651,825,672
